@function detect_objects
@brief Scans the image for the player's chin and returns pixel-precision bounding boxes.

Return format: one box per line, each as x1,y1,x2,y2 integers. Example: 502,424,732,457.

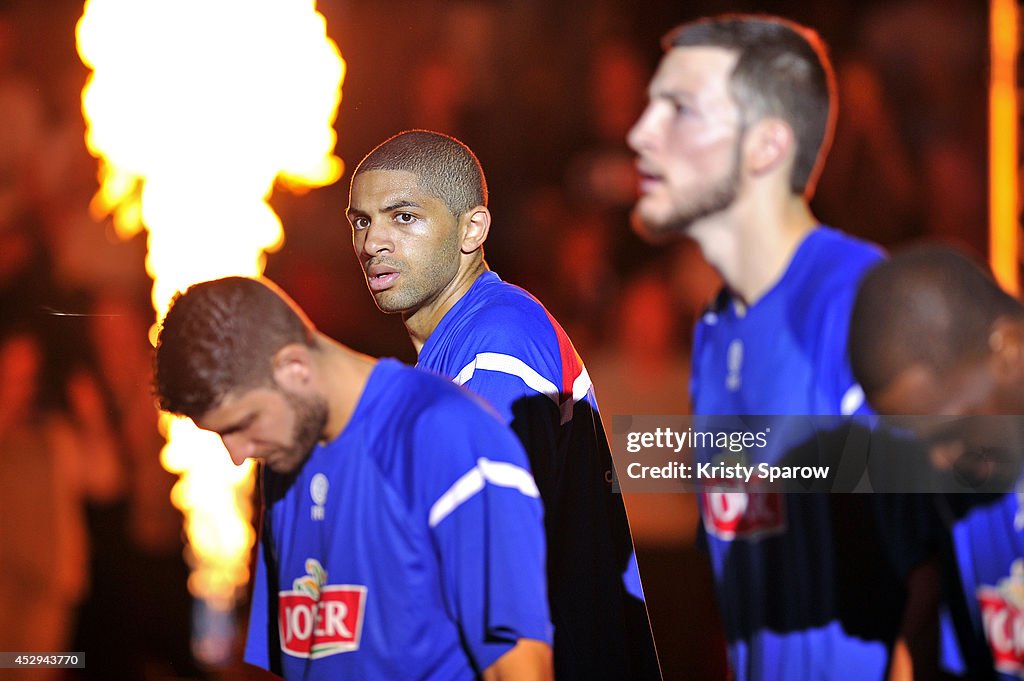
371,291,411,315
630,205,678,245
267,453,307,476
266,459,295,475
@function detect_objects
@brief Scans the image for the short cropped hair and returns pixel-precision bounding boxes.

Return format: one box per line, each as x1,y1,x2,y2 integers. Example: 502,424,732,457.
664,14,836,197
154,277,316,418
352,130,488,216
850,245,1024,398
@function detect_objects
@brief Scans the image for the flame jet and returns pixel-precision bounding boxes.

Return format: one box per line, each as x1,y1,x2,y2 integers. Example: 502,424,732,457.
76,0,346,618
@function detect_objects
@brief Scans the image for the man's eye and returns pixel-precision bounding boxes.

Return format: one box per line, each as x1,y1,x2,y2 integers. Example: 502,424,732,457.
396,212,416,224
351,217,369,230
673,102,694,116
660,96,694,117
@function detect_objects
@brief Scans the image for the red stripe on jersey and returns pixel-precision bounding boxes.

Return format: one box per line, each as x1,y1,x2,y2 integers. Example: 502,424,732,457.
543,308,584,399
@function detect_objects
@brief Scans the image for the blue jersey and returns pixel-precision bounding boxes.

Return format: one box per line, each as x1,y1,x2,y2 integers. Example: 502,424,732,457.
944,489,1024,680
243,359,551,681
418,271,656,681
624,550,645,601
691,227,915,681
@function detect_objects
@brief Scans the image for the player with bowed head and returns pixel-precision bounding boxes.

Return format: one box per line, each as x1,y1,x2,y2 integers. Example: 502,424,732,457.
153,276,553,681
851,245,1024,681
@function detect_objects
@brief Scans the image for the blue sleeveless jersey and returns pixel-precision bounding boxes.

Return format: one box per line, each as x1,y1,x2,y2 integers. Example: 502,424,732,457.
417,271,655,680
691,227,919,681
946,489,1024,679
243,359,551,680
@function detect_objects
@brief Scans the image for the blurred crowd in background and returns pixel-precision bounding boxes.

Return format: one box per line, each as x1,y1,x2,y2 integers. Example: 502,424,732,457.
0,0,991,679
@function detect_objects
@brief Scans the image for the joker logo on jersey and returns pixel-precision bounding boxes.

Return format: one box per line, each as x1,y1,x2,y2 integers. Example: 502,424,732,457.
978,559,1024,677
279,559,367,659
699,451,786,541
701,491,786,541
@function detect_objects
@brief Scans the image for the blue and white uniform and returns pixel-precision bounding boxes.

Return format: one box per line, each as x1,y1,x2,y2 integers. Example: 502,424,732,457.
942,488,1024,680
691,226,919,680
418,270,655,681
244,359,551,681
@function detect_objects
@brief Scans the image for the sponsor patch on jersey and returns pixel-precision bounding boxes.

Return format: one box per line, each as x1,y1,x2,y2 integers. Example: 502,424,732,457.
977,559,1024,677
279,558,366,659
699,450,785,541
701,491,786,541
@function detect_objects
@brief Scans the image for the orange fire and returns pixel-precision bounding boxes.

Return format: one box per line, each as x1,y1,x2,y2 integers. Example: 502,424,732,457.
989,0,1020,295
76,0,345,616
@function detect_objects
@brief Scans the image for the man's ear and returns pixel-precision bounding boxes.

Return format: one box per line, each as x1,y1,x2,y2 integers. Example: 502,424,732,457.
744,117,793,177
460,206,490,254
272,343,313,391
990,316,1024,381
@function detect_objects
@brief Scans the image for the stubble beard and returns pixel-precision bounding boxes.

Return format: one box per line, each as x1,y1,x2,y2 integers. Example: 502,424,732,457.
371,227,462,317
632,128,745,241
273,388,328,474
633,159,741,242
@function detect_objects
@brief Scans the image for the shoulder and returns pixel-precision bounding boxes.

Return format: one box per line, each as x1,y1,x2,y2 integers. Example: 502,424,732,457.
376,360,513,446
779,228,883,335
786,231,880,388
378,360,496,420
457,277,557,346
798,227,884,294
354,362,527,498
432,275,570,383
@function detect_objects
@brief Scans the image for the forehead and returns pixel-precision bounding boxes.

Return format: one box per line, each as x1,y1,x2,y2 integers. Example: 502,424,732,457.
349,169,441,209
872,361,993,417
871,364,946,416
651,46,738,104
195,386,276,434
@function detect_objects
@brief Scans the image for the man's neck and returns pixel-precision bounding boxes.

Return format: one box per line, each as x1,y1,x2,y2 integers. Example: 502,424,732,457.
318,336,377,442
690,195,817,306
405,261,488,354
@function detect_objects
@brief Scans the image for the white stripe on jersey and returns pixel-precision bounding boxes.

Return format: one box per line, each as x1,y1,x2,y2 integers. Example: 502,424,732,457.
453,352,593,425
562,366,594,424
453,352,560,402
840,384,865,416
571,365,593,403
428,457,540,528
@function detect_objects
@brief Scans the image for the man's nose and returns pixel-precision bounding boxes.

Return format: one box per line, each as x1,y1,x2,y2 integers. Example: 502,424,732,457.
221,433,255,466
627,105,656,153
360,221,394,257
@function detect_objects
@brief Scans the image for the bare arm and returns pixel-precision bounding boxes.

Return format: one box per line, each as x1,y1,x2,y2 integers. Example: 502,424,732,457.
482,639,553,681
888,556,941,681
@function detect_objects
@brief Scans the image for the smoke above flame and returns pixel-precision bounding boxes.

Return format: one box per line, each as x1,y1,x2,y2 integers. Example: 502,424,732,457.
76,0,346,609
